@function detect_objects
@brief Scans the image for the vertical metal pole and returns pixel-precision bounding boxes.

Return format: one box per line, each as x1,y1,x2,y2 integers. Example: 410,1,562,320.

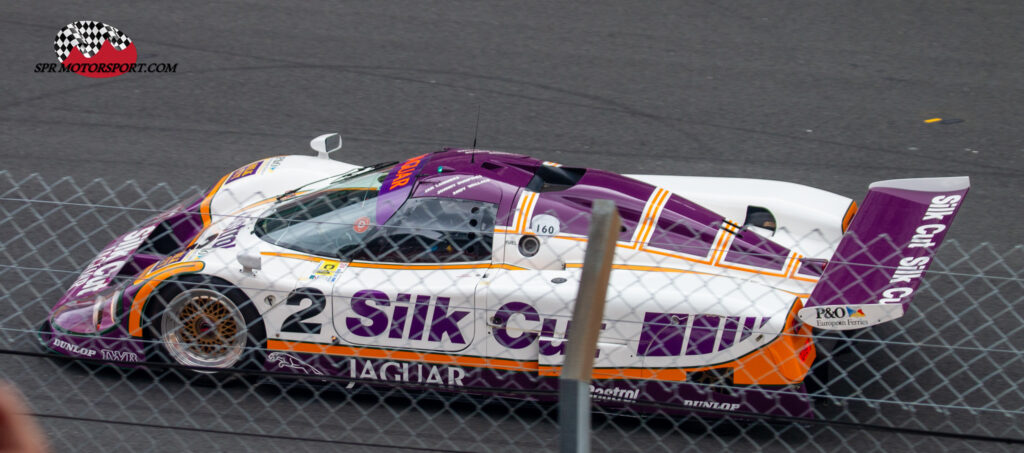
560,199,620,453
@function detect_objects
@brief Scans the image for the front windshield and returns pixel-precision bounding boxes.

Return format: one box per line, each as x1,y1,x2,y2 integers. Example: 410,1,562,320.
254,166,394,257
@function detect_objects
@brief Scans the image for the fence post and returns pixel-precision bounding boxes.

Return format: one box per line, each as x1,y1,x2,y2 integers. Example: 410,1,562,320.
560,199,621,453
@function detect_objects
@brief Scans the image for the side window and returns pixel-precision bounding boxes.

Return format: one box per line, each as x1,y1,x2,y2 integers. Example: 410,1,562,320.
351,198,496,263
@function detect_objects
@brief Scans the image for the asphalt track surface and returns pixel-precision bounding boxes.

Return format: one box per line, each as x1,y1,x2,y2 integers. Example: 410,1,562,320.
1,1,1022,452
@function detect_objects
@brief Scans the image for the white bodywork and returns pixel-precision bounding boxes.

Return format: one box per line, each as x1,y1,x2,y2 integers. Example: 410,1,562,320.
628,175,853,258
182,156,850,380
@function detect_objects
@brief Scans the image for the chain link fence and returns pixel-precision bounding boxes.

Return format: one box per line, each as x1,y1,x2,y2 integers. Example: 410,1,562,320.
0,168,1021,452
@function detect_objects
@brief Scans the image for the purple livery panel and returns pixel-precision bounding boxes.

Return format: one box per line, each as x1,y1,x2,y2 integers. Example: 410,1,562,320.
800,177,969,330
263,351,814,419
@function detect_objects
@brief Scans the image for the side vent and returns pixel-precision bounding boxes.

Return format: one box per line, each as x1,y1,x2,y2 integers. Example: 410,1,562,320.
526,166,586,192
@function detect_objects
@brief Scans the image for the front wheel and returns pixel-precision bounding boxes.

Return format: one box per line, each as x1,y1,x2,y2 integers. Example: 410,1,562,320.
149,277,265,373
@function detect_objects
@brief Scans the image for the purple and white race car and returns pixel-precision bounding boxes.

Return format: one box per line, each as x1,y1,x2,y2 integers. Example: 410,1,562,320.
40,134,968,418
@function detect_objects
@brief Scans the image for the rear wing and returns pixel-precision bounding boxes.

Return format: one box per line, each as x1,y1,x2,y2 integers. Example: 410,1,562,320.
798,176,970,330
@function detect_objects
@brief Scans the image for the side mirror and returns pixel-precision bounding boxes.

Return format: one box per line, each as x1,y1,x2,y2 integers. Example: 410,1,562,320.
237,246,262,272
310,133,342,159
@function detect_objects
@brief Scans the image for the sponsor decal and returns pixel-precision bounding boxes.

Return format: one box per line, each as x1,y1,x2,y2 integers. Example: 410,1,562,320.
100,349,140,362
68,225,156,297
264,157,286,174
812,306,869,328
382,154,429,193
226,161,264,184
267,352,324,376
154,251,186,268
589,385,639,402
345,290,469,344
211,218,247,249
37,21,178,78
376,154,432,224
800,303,902,331
682,400,741,411
880,194,962,305
187,248,211,261
347,358,465,386
424,174,492,197
455,149,517,156
529,214,560,236
636,312,764,357
52,338,96,357
308,260,345,282
492,301,604,356
353,216,371,233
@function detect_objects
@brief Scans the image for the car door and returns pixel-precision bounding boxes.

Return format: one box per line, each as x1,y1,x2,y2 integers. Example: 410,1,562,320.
330,196,498,358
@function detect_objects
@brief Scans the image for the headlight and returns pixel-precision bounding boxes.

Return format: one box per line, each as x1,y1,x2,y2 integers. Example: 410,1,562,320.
52,290,120,334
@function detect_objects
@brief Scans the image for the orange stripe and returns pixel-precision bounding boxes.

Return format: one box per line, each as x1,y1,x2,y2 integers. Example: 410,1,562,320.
525,192,539,231
842,201,858,233
630,189,664,249
258,252,523,271
516,192,537,233
628,191,657,248
128,261,205,337
646,189,671,240
184,173,232,249
633,189,669,249
791,275,820,283
267,340,536,372
260,251,327,262
349,262,492,271
199,173,231,230
780,254,798,278
641,246,716,265
717,250,795,279
707,228,729,264
490,263,528,271
785,253,801,278
512,193,527,233
565,263,717,277
717,263,788,278
709,228,733,265
554,235,588,242
538,366,688,381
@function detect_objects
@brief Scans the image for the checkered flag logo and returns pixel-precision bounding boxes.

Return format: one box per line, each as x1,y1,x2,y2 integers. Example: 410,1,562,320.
53,20,133,63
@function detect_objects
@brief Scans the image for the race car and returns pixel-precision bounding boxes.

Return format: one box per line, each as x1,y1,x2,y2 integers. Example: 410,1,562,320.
40,133,969,418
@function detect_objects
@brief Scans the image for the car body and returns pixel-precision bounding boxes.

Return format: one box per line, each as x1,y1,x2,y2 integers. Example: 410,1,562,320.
40,137,969,418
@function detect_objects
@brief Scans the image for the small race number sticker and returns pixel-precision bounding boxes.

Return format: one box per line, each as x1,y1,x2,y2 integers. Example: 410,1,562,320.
530,214,560,236
313,260,341,276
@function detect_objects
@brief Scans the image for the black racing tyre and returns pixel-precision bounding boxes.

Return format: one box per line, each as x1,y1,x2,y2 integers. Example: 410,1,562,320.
143,275,266,376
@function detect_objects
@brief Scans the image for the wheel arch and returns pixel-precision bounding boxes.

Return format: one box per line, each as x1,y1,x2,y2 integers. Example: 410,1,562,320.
127,261,206,337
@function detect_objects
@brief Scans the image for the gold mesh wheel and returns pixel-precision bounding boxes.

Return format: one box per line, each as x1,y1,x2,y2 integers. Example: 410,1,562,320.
160,288,247,370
